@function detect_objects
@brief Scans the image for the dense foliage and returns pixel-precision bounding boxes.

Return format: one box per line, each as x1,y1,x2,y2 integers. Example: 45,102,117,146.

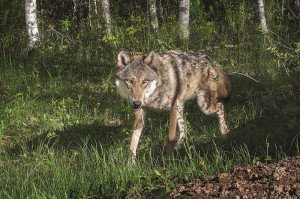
1,0,299,68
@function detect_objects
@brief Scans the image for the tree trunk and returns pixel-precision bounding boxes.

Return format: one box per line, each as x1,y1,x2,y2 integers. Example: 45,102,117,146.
158,0,165,22
101,0,112,35
72,0,80,32
149,0,159,32
25,0,40,50
178,0,190,41
73,0,78,22
295,0,300,18
258,0,268,34
93,0,100,29
88,0,93,30
94,0,98,16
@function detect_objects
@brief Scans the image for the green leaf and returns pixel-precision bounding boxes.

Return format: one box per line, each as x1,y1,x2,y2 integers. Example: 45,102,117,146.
252,157,260,165
265,156,272,162
154,169,162,177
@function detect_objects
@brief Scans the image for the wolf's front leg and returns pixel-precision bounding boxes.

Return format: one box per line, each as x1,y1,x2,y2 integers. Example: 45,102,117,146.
167,101,184,153
129,108,144,163
216,102,229,135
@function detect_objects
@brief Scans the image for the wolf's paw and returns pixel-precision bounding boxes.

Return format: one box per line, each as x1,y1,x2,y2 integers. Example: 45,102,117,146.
174,145,180,152
166,141,176,156
174,141,183,152
220,125,230,135
166,146,174,156
127,154,136,165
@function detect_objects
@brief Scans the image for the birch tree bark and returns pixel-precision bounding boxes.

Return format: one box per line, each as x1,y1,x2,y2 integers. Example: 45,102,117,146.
149,0,159,32
258,0,268,34
25,0,40,50
73,0,78,21
93,0,100,29
178,0,190,41
101,0,112,35
72,0,79,31
158,0,165,22
94,0,98,16
88,0,93,30
295,0,300,18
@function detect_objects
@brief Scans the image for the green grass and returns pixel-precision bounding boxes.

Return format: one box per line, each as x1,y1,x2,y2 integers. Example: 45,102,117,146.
0,48,299,198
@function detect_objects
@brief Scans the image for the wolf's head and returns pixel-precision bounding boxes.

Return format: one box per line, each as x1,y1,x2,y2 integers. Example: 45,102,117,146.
115,51,158,110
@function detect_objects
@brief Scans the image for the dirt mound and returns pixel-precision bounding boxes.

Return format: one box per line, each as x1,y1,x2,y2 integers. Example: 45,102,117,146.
170,157,300,198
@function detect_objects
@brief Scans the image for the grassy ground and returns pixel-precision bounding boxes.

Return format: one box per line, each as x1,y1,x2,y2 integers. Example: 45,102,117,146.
0,46,299,198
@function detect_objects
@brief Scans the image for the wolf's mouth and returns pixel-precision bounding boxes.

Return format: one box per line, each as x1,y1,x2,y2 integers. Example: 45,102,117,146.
132,106,142,110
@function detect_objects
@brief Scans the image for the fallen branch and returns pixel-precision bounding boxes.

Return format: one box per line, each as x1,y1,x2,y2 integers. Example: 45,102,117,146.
49,27,82,49
267,30,299,54
230,72,261,83
204,45,238,51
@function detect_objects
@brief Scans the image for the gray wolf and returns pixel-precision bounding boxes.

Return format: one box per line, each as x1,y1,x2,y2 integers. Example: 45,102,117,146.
115,50,231,162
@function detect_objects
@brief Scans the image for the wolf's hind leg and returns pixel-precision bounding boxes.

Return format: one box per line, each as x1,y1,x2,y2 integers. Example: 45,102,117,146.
197,92,229,135
174,103,185,151
130,109,144,163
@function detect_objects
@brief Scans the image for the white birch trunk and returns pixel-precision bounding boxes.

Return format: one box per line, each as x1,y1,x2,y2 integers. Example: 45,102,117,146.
295,0,300,18
73,0,78,19
149,0,159,32
94,0,100,29
94,0,98,15
258,0,268,34
158,0,165,22
89,0,93,30
178,0,190,41
102,0,112,35
72,0,80,31
25,0,40,50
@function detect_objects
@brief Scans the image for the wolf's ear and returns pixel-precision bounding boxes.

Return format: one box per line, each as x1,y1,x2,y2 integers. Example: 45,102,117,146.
117,51,130,69
144,51,156,65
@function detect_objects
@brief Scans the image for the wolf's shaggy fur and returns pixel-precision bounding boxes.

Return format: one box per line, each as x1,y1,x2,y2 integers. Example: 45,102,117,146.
116,50,231,162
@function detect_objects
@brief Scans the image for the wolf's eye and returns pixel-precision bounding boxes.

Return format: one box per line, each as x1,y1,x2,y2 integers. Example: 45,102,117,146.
142,80,148,84
126,79,133,84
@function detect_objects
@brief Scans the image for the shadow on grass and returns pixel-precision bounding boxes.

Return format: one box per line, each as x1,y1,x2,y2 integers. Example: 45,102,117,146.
27,122,127,151
6,91,131,155
213,106,300,158
20,94,130,153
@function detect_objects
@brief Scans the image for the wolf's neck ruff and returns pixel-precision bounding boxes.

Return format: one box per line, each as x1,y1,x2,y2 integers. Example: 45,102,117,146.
143,80,157,103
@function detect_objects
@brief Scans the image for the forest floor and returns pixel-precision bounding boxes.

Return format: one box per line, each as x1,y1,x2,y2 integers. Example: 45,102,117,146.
140,156,300,198
169,156,300,198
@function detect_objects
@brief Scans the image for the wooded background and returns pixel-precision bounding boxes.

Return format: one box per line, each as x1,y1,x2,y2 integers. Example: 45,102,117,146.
1,0,299,63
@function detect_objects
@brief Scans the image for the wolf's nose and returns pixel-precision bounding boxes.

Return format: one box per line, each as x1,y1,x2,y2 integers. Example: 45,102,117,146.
132,100,142,109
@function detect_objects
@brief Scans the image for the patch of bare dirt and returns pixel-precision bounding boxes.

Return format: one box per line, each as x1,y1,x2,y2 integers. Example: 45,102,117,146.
170,157,300,198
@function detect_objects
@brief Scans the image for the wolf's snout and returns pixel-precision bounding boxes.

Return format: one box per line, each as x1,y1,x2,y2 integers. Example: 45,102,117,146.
132,100,142,109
